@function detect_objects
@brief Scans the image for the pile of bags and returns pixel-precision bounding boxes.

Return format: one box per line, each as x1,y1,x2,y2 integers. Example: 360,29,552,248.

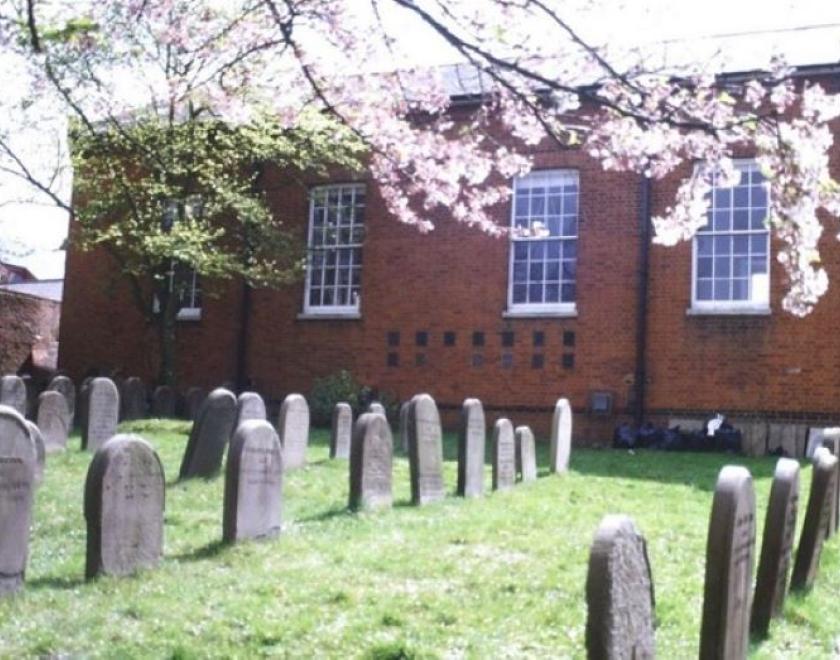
613,419,742,454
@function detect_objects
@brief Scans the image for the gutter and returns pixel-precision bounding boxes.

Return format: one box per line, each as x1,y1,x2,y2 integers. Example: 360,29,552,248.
634,175,652,426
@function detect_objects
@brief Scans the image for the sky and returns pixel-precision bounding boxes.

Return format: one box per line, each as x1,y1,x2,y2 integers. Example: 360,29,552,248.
1,0,839,279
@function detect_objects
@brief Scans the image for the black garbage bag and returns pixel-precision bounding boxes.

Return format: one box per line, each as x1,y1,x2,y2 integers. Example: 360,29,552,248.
613,423,637,449
637,422,661,449
714,423,742,453
662,426,684,451
687,429,710,452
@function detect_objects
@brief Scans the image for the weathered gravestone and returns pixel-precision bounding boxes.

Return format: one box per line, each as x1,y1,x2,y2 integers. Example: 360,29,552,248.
151,385,177,418
790,448,838,592
179,388,237,479
457,398,485,498
234,392,267,431
550,398,572,474
37,390,69,453
278,394,310,470
183,387,205,421
0,376,26,417
821,429,840,537
492,418,516,492
699,465,756,660
399,401,409,453
47,375,76,427
223,420,283,543
84,434,165,578
516,425,537,483
408,393,445,505
121,377,147,421
82,378,120,452
77,377,93,432
0,405,37,595
751,458,800,638
330,402,353,459
585,514,655,660
24,422,45,486
349,413,393,510
368,402,395,454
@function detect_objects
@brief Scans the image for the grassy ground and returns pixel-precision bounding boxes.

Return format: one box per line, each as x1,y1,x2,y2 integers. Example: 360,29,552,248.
0,420,837,658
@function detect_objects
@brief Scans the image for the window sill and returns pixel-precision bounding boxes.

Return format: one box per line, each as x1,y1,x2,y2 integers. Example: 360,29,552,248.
502,308,578,319
176,309,202,322
297,312,362,321
686,306,770,317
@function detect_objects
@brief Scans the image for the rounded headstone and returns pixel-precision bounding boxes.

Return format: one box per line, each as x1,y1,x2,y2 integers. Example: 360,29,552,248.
492,418,516,492
37,391,69,453
234,392,267,431
330,402,353,460
550,398,572,474
349,413,393,511
84,434,165,578
24,421,45,486
407,393,445,505
515,425,537,483
179,388,237,479
47,375,76,425
151,385,177,418
278,394,310,470
183,387,206,421
0,376,27,417
121,377,147,421
82,378,120,452
367,402,394,458
457,398,485,498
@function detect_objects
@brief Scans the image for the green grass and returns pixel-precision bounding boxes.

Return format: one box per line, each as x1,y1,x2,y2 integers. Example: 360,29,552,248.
0,420,837,658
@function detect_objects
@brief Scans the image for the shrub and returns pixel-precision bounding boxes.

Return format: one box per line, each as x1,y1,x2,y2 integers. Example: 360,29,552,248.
308,370,361,427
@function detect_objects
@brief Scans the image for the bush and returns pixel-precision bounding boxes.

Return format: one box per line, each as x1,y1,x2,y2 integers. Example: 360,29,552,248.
308,370,361,427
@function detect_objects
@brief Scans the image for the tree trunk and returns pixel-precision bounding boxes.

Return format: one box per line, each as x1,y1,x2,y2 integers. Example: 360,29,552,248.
156,286,178,387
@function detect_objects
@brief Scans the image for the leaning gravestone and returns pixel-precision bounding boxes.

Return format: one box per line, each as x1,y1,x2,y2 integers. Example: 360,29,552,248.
179,388,237,479
550,398,572,474
457,398,485,498
37,390,69,453
234,392,267,431
492,418,516,492
751,458,800,638
121,377,147,421
790,448,838,592
0,405,37,595
223,420,283,543
821,429,840,536
47,375,76,427
330,402,353,459
349,413,393,510
0,376,27,417
277,394,310,470
151,385,177,418
24,421,45,486
516,425,538,482
408,394,445,505
82,378,120,452
399,401,410,453
586,514,655,660
183,387,206,421
84,434,165,578
699,465,756,660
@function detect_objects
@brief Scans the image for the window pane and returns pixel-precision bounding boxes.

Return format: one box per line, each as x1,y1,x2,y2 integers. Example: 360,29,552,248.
733,235,749,254
697,257,712,278
514,243,528,260
697,236,712,256
714,256,731,278
546,241,560,259
529,262,544,280
697,279,712,300
513,284,527,303
530,241,546,260
545,284,559,302
563,240,577,259
562,216,577,237
733,210,749,231
713,210,730,231
714,235,731,254
561,283,576,302
732,279,749,300
733,256,748,277
733,187,749,207
546,261,560,280
751,235,767,255
513,262,527,282
714,279,730,300
562,260,577,280
528,283,543,302
750,209,767,230
751,256,767,274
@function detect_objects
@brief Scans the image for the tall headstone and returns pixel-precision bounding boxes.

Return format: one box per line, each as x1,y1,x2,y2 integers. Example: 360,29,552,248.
277,394,310,470
821,429,840,537
368,402,395,454
151,385,177,418
408,393,445,505
183,387,205,421
84,434,165,578
0,376,26,417
82,378,120,452
790,449,838,592
751,458,800,638
223,420,283,543
47,375,76,427
550,398,572,474
37,390,69,453
699,466,756,660
516,425,537,482
330,402,353,459
586,515,655,660
234,392,267,431
399,401,410,453
121,377,147,421
0,405,36,595
77,377,93,432
457,398,485,498
178,388,237,479
492,418,516,492
24,421,45,486
349,413,393,510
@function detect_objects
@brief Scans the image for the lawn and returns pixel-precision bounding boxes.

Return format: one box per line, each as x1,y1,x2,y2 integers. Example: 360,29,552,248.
0,420,837,658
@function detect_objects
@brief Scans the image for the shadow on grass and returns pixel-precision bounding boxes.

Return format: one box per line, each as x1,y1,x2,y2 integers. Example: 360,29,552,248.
172,540,228,563
297,505,354,523
27,575,87,591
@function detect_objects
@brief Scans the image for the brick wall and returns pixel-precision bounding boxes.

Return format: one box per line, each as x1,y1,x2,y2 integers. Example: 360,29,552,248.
0,290,61,374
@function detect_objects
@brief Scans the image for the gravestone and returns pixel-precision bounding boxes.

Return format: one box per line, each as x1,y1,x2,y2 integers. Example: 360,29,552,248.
234,392,267,431
21,376,39,420
0,376,26,417
37,390,69,453
277,394,310,470
349,413,393,510
77,377,93,432
121,377,147,421
585,514,655,660
699,466,756,660
821,429,840,536
457,398,485,498
516,425,537,482
368,402,395,456
492,418,516,491
183,387,205,421
0,405,38,595
223,420,284,542
790,449,838,591
751,458,800,638
408,393,445,505
550,398,572,474
47,375,76,427
178,388,237,479
151,385,177,418
84,434,165,578
24,422,45,486
82,378,120,452
330,402,353,459
399,401,410,453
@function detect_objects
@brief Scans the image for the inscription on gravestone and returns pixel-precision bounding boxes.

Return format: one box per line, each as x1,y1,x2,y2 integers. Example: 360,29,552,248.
223,420,283,542
700,465,756,660
586,514,655,660
515,426,537,483
178,388,236,478
751,458,799,638
0,376,26,417
550,398,572,474
408,394,445,505
330,402,353,459
278,394,310,470
349,413,393,510
83,378,120,452
47,375,76,427
37,390,69,453
457,398,485,498
492,418,516,492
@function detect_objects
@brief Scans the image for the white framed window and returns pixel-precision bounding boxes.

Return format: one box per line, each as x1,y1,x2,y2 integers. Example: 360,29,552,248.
508,169,578,315
153,264,202,321
691,161,770,313
303,183,365,316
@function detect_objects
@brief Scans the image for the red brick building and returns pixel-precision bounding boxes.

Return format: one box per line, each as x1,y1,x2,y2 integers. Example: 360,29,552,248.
58,65,840,447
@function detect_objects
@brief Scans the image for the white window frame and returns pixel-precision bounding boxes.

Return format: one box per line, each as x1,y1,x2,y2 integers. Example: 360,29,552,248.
175,268,202,321
690,159,771,315
302,183,365,317
506,169,579,316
